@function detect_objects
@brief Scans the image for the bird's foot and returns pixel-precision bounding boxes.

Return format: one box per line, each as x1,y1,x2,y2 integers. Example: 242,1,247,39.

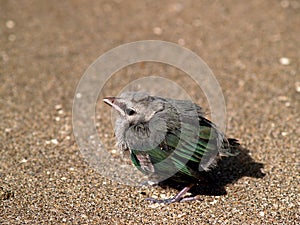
145,184,196,204
179,195,202,202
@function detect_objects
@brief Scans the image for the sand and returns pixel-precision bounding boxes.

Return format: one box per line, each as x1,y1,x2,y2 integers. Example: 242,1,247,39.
0,0,299,224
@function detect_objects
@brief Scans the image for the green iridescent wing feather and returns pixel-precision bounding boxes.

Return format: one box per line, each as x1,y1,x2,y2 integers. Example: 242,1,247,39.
130,117,223,180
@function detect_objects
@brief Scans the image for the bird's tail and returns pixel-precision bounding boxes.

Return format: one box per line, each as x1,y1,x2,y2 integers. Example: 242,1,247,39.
228,138,240,147
220,138,240,156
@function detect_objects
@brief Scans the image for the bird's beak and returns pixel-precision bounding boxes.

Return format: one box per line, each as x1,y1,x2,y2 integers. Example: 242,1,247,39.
103,97,125,116
103,97,116,107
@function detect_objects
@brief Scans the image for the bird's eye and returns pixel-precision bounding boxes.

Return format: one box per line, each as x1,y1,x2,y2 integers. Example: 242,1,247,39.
125,108,136,116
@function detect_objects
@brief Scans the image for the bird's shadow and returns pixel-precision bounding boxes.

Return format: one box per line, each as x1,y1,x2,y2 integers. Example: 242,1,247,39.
158,146,266,196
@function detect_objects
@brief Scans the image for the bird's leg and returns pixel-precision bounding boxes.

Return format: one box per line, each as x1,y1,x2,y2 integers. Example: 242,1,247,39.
171,184,194,202
146,184,195,204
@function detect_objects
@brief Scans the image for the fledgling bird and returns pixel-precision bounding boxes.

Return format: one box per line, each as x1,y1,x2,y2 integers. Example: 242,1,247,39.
103,91,239,203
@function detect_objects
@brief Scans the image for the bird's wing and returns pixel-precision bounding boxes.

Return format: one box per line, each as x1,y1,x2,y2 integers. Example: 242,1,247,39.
131,117,223,177
128,100,233,179
163,116,224,176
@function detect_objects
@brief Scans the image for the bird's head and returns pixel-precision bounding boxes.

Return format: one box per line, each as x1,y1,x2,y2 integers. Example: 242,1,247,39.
103,92,165,125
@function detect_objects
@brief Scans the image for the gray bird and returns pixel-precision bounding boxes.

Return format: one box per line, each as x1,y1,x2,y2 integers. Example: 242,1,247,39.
103,91,239,203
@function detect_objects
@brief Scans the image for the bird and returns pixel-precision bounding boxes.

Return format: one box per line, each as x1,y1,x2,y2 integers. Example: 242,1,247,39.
103,91,239,203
